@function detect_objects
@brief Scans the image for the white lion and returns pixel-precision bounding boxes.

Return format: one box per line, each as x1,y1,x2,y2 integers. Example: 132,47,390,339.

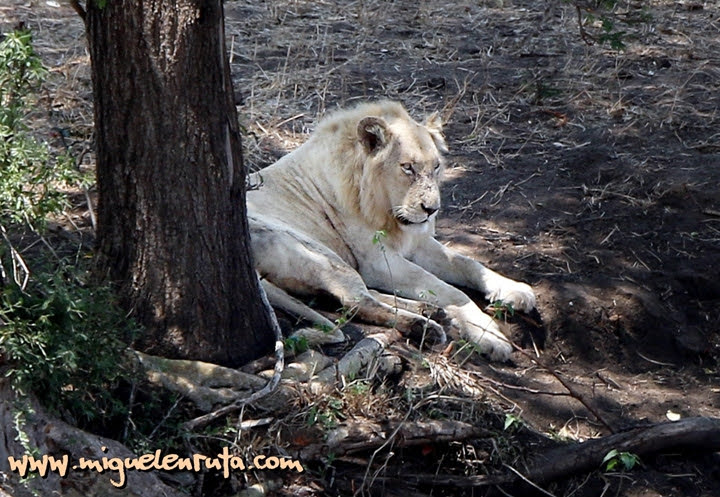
247,101,536,361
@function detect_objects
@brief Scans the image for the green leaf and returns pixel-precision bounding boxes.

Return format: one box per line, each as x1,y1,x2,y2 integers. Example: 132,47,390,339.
602,449,619,465
372,229,387,244
620,452,640,470
504,413,521,431
602,449,640,472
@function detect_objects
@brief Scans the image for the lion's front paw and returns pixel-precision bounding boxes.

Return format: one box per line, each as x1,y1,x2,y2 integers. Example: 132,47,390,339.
486,278,536,313
464,322,513,362
448,304,513,362
485,337,513,362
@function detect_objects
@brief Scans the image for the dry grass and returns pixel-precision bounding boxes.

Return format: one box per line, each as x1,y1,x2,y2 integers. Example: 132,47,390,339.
7,0,719,178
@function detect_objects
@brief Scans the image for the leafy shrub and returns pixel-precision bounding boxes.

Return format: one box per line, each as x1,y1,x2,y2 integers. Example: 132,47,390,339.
0,28,135,429
0,29,81,230
0,267,139,426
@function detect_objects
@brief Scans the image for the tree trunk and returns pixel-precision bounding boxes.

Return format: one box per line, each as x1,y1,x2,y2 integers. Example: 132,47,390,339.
85,0,273,366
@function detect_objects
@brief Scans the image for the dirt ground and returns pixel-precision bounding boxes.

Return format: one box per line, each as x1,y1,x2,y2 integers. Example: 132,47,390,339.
2,0,720,496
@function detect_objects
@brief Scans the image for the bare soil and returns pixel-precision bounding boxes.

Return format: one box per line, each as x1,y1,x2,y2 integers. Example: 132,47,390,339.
2,0,720,496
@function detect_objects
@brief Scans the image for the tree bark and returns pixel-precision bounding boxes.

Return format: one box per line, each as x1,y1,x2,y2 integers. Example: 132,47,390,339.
85,0,273,366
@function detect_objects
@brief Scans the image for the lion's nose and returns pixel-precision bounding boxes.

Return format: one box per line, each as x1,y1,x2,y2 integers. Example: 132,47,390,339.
421,203,438,216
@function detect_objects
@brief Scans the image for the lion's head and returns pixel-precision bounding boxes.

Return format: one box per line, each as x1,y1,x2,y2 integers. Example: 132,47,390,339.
320,101,448,238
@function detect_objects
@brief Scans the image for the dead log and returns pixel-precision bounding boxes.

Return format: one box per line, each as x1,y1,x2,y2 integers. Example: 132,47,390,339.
341,417,720,492
308,330,402,394
300,418,493,460
524,416,720,485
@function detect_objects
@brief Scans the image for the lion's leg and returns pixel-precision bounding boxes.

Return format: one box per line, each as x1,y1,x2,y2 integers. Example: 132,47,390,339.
250,222,445,342
260,278,341,334
368,290,424,314
368,290,445,321
360,252,513,361
409,237,536,312
342,289,446,343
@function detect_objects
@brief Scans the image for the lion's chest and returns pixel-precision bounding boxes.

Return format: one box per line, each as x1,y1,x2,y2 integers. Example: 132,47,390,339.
247,186,360,270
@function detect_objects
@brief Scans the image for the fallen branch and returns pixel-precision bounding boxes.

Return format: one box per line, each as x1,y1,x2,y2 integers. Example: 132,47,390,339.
523,416,720,485
343,417,720,492
308,330,402,394
300,418,492,460
510,341,616,433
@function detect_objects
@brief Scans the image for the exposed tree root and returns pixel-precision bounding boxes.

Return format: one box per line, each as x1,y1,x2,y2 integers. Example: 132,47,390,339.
0,381,185,497
133,330,402,431
308,330,402,394
134,351,275,411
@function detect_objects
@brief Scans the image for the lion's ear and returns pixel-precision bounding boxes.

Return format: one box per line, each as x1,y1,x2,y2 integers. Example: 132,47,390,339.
358,116,391,154
424,112,448,154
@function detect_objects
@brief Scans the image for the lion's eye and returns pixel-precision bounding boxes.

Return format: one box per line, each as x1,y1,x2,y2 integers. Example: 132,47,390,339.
401,163,415,176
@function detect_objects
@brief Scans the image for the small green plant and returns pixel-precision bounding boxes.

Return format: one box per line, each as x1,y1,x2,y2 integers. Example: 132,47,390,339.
333,304,359,328
418,289,437,301
602,449,641,472
597,17,626,51
504,413,523,431
489,300,515,322
284,334,310,355
307,397,345,429
561,0,644,51
345,379,370,396
534,81,562,104
372,229,388,245
313,322,335,333
371,229,404,329
335,313,349,327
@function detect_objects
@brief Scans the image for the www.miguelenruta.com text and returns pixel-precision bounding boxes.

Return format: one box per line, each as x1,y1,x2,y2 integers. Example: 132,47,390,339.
7,446,304,488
